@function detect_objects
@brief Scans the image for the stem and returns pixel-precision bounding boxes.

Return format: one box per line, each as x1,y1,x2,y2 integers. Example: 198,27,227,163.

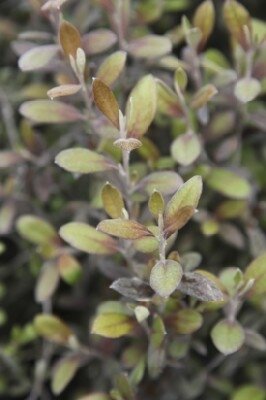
175,83,193,132
158,214,166,263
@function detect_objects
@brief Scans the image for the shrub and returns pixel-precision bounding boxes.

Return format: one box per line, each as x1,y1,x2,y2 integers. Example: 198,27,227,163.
0,0,266,399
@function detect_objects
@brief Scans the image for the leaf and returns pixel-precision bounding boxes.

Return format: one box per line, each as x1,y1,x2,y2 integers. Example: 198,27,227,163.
156,79,183,117
97,219,151,240
193,0,215,49
164,206,195,237
0,151,24,168
115,373,135,400
234,78,261,103
77,394,110,400
206,168,252,199
114,138,142,151
211,319,245,354
134,306,150,323
92,78,119,128
174,66,188,92
126,75,157,138
190,84,218,109
133,236,159,253
91,313,134,338
179,272,224,301
55,148,114,174
18,45,59,71
232,385,266,400
245,329,266,351
58,254,82,285
34,314,74,344
16,215,57,245
223,0,251,49
244,252,266,297
35,262,60,303
47,84,81,99
137,171,183,195
110,277,154,301
97,51,127,86
52,355,81,395
19,100,83,124
171,132,201,166
82,29,117,55
172,309,203,334
59,20,81,57
148,190,165,217
101,182,124,218
128,35,172,59
164,176,203,229
59,222,117,254
150,260,183,298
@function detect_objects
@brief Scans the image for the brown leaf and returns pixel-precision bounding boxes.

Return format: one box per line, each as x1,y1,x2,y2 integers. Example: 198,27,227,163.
164,206,195,236
92,78,119,128
59,21,81,58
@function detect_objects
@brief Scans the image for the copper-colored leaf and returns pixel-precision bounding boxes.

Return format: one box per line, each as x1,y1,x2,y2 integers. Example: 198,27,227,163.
92,78,119,128
164,206,195,237
59,20,81,58
97,219,152,240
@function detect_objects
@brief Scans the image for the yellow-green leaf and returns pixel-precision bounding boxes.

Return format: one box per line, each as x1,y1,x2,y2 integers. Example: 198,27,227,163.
16,215,57,245
128,35,172,59
211,319,245,354
59,222,117,254
91,313,134,338
206,168,252,199
101,183,124,218
55,148,114,174
164,176,203,229
126,75,157,138
171,132,201,166
34,314,74,344
223,0,251,49
97,219,151,240
97,51,127,86
52,356,81,395
150,260,183,298
193,0,215,49
19,100,83,124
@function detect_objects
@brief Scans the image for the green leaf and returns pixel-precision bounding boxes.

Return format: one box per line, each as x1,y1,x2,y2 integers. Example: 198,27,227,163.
156,79,183,117
133,236,159,253
193,0,215,48
52,356,81,395
173,309,203,334
34,314,74,344
171,132,201,166
128,35,172,59
206,168,252,199
16,215,57,245
232,385,266,400
35,262,60,303
101,183,125,218
97,51,127,86
92,78,120,128
59,222,117,254
223,0,251,49
244,252,266,297
190,84,218,109
137,171,183,195
164,175,203,229
19,100,83,124
234,78,261,103
55,148,114,174
58,254,82,285
77,394,110,400
97,219,151,240
126,75,157,138
211,319,245,354
18,45,59,71
91,313,134,338
174,66,188,92
148,190,165,217
150,260,183,298
115,373,134,400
